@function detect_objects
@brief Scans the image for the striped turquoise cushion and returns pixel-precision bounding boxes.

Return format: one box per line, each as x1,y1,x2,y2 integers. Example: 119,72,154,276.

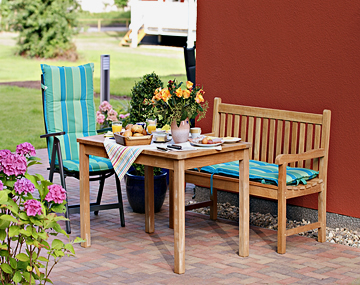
41,63,97,163
62,156,113,173
200,160,319,186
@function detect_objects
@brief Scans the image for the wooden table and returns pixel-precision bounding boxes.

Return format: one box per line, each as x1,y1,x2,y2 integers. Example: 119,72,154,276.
77,135,251,274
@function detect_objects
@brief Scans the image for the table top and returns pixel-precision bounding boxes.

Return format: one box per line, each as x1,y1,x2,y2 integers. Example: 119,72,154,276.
77,135,251,160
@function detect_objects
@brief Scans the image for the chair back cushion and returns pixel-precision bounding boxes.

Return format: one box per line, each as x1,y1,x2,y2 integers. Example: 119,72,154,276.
41,63,96,161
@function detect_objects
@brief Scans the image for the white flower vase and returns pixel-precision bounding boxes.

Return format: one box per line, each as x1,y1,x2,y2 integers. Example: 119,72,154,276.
171,118,190,143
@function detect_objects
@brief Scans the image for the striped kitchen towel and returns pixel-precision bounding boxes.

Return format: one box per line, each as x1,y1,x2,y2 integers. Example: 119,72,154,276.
104,139,145,180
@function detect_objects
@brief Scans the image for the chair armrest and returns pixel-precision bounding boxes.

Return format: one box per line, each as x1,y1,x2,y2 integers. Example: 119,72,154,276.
203,132,216,136
40,132,65,139
275,148,325,165
97,127,112,134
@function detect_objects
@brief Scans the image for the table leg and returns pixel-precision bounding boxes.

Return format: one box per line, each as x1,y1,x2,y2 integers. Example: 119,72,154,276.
145,165,154,233
169,170,174,229
79,143,91,248
239,148,250,257
173,160,185,274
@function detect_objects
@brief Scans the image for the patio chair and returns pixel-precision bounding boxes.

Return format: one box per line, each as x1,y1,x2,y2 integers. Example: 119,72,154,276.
40,63,125,234
184,46,196,85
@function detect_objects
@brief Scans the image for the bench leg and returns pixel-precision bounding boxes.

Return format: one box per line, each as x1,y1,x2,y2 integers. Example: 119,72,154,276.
318,188,327,242
277,165,287,254
277,195,287,254
210,188,217,220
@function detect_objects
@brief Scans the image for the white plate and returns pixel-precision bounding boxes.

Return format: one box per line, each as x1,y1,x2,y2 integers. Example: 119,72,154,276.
222,137,241,143
190,141,223,147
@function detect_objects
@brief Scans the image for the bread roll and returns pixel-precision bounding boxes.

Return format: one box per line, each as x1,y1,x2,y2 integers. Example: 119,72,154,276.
131,125,143,133
125,124,133,130
123,130,132,137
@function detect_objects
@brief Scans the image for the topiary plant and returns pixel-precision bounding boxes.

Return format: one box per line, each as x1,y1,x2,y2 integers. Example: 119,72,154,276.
129,72,164,127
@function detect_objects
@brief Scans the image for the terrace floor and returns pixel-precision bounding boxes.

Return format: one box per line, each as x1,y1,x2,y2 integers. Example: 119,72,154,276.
29,148,360,284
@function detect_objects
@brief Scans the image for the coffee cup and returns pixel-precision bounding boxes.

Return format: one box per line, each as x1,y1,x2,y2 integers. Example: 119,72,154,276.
190,127,201,138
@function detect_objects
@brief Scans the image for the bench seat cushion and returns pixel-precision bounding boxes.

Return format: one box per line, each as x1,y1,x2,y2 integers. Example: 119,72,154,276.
200,160,319,186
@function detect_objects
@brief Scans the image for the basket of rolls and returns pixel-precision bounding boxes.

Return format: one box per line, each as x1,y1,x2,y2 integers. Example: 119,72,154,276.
114,124,153,146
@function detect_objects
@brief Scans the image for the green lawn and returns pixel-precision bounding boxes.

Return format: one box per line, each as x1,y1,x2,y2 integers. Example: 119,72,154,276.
0,31,187,151
0,32,187,97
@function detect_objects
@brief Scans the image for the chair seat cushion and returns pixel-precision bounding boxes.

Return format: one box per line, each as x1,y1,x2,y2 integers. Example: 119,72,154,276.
200,160,319,186
61,156,113,173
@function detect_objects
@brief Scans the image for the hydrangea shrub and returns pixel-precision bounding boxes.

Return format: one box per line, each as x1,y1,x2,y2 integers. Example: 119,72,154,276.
0,142,83,284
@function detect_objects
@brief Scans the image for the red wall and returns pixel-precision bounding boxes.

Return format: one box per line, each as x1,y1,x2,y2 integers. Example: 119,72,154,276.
196,0,360,218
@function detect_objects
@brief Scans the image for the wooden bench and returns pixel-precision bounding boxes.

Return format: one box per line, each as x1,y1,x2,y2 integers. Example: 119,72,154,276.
185,97,331,254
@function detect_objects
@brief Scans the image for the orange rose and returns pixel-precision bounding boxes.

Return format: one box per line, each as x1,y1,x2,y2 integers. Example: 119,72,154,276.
161,88,171,102
195,91,204,103
182,89,191,99
176,88,182,97
186,81,193,89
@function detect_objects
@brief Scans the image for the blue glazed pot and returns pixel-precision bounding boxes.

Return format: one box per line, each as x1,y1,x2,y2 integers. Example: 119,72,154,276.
125,170,168,213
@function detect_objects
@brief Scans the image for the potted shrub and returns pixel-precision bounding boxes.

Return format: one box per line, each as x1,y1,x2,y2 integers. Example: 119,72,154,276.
125,73,168,213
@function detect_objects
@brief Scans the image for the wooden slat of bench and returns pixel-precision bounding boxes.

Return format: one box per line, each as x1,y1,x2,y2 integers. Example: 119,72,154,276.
254,118,261,161
268,119,276,163
227,114,233,137
248,116,254,159
305,124,313,169
290,122,298,167
313,125,321,171
298,123,306,168
234,115,240,137
241,115,247,144
276,120,283,159
283,121,291,155
218,103,323,124
261,118,269,162
220,113,226,137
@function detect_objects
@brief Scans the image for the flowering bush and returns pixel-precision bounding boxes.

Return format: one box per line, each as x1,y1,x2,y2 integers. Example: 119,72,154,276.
146,80,208,126
0,143,83,284
96,101,118,128
96,101,130,129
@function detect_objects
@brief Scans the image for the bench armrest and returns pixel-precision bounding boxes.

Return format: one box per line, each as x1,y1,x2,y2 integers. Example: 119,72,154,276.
40,132,65,139
275,148,325,165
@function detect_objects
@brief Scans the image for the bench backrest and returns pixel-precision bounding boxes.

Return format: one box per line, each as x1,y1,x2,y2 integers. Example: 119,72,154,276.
211,97,331,171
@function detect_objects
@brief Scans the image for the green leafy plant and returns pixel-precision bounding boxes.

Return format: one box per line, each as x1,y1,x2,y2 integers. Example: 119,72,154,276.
0,143,84,284
129,73,165,176
146,80,208,127
129,73,164,127
9,0,80,59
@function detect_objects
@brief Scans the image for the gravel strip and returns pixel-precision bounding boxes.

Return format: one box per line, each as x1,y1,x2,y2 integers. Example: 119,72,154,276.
187,201,360,248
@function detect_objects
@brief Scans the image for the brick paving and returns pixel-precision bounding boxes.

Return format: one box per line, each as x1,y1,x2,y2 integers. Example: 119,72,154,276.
28,148,360,284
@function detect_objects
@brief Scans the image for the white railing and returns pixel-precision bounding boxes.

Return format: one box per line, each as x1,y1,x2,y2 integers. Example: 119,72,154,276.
129,0,197,48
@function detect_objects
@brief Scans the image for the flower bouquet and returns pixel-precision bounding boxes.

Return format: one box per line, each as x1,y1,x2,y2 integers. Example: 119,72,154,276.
0,143,83,284
147,80,208,127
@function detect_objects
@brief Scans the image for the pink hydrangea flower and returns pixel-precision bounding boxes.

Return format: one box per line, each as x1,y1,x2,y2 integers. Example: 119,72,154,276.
14,178,35,195
45,184,66,204
107,109,118,122
0,180,3,191
16,142,36,157
119,113,130,119
99,101,113,112
0,149,11,172
1,153,27,176
24,199,42,216
96,113,105,124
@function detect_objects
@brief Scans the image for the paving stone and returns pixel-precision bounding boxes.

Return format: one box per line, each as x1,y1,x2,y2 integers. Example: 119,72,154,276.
25,149,360,284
